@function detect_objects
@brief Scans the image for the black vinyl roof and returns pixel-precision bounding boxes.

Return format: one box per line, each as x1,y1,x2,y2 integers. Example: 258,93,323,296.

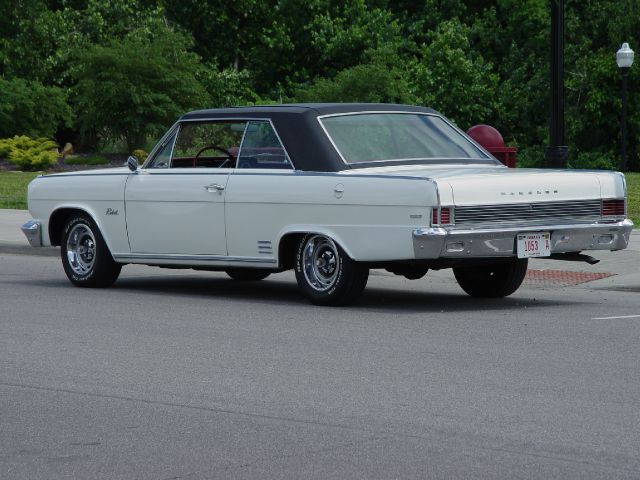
179,104,442,172
181,103,439,119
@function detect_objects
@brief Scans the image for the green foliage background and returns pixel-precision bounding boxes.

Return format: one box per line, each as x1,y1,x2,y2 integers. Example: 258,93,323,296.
0,0,638,169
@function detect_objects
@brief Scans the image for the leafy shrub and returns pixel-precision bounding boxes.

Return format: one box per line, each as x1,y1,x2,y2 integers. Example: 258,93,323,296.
294,61,415,104
514,146,545,168
64,155,108,166
131,149,148,162
0,78,71,138
514,147,618,171
568,151,617,171
198,67,263,108
73,25,207,152
0,139,11,158
0,136,59,170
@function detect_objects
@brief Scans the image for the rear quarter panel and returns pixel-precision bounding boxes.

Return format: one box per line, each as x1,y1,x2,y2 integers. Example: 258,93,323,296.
225,171,438,262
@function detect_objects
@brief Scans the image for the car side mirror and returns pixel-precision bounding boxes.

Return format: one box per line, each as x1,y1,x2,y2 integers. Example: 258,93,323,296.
127,155,139,172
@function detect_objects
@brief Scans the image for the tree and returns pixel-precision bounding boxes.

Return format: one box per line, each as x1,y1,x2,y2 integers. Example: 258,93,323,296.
0,78,71,138
0,0,64,82
468,1,550,147
163,0,269,70
412,19,500,128
294,46,415,104
73,25,207,152
564,0,640,169
197,66,264,108
0,0,169,86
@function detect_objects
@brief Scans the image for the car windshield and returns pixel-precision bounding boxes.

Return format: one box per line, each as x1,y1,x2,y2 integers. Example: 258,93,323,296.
319,113,491,164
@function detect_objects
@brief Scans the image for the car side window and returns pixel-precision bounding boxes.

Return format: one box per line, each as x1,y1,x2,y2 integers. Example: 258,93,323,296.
147,131,177,169
171,121,247,168
237,121,292,169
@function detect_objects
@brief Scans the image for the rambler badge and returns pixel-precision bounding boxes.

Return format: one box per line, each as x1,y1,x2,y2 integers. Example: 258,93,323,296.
500,189,559,196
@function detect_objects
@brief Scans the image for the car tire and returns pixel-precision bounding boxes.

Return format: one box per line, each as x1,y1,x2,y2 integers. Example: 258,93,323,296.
225,268,271,281
294,234,369,306
453,258,528,298
60,213,122,288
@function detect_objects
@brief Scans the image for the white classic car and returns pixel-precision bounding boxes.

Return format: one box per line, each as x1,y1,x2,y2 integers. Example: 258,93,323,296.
22,104,633,305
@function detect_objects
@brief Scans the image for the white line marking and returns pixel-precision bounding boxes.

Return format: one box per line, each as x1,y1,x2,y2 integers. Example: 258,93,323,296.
591,314,640,320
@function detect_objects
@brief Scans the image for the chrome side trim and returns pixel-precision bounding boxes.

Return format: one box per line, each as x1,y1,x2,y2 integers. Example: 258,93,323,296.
412,219,634,259
21,220,43,247
180,116,273,123
113,253,277,266
67,169,431,181
237,121,250,162
37,173,130,178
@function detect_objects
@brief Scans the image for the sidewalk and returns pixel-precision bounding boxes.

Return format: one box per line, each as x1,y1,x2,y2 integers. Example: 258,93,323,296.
0,209,57,256
1,209,639,287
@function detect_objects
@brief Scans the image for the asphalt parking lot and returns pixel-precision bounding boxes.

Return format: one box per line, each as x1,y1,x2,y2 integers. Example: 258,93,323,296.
1,211,639,479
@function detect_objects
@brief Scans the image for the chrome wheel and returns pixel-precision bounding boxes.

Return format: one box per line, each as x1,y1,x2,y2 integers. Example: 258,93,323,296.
61,214,121,288
65,223,96,276
302,235,340,291
295,233,369,305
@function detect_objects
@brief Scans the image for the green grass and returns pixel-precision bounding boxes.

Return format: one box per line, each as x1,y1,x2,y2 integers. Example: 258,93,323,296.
64,154,109,166
0,171,40,209
1,170,639,226
625,172,640,226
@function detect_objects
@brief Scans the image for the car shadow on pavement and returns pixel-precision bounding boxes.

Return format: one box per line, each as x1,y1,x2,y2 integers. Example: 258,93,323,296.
110,274,579,314
116,275,304,303
11,274,591,314
357,286,569,314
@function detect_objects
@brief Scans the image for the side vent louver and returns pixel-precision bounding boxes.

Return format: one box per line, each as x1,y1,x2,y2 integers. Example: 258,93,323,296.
258,241,273,255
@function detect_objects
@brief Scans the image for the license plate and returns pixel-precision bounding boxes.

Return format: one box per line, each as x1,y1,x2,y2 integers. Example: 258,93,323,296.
517,232,551,258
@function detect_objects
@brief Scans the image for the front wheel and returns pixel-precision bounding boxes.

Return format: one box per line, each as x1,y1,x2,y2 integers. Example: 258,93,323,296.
60,214,122,288
295,234,369,306
453,259,528,298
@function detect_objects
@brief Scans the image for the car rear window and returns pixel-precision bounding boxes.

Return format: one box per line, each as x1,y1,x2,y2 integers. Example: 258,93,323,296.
319,113,490,164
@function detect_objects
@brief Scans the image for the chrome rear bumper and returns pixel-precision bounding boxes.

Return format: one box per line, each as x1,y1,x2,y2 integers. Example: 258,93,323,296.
413,219,634,259
21,220,43,247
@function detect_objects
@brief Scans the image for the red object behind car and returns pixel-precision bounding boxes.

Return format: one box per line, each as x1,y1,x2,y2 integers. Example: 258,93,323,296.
467,124,517,168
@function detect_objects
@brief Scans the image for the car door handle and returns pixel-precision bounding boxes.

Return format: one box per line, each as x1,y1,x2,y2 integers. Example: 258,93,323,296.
204,184,225,192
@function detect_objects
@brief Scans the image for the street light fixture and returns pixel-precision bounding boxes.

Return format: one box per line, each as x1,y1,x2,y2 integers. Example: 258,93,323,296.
616,42,634,171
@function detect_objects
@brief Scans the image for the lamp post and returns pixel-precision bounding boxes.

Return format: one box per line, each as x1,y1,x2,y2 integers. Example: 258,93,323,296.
616,42,634,171
545,0,568,168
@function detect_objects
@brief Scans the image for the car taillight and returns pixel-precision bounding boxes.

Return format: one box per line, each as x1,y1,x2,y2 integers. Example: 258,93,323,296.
440,207,451,224
602,199,625,216
432,207,453,225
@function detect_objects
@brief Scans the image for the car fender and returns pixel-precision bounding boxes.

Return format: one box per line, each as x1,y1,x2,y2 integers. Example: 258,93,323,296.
49,204,117,254
277,225,357,261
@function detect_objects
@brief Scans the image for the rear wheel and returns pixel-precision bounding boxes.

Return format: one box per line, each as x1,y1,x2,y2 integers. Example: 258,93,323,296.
60,214,121,287
453,258,528,298
225,268,271,281
294,234,369,306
